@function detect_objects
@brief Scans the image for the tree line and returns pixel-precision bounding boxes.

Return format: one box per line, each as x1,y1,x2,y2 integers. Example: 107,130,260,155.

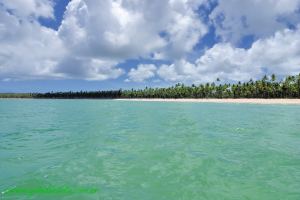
0,93,35,98
34,90,122,99
121,74,300,99
1,74,300,99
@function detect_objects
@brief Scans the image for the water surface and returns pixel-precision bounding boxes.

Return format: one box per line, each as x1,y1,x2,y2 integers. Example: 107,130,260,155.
1,99,300,199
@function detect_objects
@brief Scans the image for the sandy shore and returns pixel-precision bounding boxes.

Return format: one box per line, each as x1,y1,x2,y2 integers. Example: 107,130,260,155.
116,98,300,105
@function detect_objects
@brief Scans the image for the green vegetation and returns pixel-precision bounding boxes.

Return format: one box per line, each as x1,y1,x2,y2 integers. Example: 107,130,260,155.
0,93,35,98
1,74,300,99
121,74,300,99
34,90,122,99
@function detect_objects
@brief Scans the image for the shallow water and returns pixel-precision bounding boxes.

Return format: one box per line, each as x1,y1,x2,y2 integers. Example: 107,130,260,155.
0,99,300,200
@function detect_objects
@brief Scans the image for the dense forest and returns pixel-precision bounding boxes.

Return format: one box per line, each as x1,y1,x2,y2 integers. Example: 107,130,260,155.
1,74,300,99
120,74,300,99
0,93,35,98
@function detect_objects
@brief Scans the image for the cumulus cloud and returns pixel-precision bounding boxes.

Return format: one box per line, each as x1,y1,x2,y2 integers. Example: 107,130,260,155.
0,0,208,81
0,0,54,18
127,64,156,82
210,0,300,43
0,0,300,83
156,0,208,58
55,58,124,81
158,26,300,83
158,60,198,82
0,3,65,80
58,0,207,59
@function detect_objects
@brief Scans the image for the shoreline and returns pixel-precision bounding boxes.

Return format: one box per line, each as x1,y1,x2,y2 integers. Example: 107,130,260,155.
115,98,300,105
1,98,300,104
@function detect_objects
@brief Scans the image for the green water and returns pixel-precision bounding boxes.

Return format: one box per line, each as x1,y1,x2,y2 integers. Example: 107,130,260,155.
0,99,300,200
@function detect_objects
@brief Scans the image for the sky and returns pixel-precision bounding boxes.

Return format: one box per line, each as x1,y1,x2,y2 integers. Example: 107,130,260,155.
0,0,300,92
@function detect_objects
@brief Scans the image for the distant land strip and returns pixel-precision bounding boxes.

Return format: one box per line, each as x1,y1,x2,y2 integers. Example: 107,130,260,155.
1,74,300,100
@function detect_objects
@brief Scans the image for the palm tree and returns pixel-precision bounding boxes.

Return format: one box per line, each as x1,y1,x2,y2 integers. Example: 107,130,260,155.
271,74,276,82
33,74,300,99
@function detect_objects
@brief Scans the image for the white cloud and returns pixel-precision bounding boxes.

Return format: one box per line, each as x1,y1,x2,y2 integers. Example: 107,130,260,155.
158,0,208,58
210,0,300,43
158,26,300,83
0,5,65,80
158,60,198,82
58,0,207,60
56,0,207,80
0,0,300,83
127,64,157,82
247,27,300,75
0,0,54,18
0,0,208,81
55,58,124,81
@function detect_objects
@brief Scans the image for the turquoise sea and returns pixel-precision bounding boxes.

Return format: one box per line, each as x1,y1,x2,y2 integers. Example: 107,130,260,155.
0,99,300,200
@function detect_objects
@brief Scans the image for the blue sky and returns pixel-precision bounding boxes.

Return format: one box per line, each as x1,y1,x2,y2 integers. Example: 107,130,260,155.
0,0,300,92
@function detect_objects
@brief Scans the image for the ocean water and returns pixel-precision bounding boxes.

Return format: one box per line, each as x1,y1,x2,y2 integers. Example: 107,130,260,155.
0,99,300,200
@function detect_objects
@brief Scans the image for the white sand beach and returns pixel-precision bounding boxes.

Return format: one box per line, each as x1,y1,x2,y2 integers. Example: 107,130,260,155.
116,98,300,105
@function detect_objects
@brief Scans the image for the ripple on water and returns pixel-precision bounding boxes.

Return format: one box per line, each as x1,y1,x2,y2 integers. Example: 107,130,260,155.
0,100,300,199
